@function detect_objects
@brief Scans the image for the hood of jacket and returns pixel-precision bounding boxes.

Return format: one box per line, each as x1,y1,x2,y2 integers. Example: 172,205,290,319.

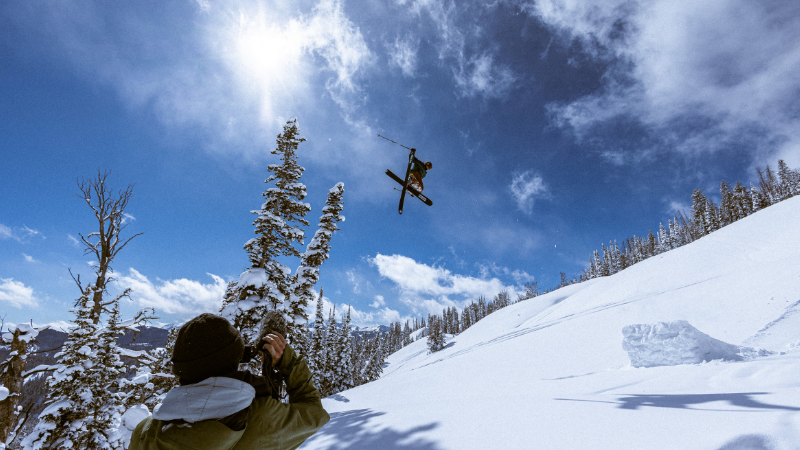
153,376,255,423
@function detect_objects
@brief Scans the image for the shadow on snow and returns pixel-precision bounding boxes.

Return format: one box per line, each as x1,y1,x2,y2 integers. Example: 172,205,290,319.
301,409,444,450
555,392,800,412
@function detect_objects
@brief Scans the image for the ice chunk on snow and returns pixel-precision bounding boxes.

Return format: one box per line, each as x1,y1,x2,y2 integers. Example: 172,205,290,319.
622,320,771,368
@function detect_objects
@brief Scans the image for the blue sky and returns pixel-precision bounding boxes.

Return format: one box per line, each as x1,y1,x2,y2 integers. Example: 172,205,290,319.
2,0,799,329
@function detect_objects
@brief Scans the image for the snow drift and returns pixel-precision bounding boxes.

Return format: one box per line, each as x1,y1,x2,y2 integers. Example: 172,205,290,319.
622,320,772,367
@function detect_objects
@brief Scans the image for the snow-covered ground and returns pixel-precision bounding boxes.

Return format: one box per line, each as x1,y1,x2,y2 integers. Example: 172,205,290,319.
300,196,800,450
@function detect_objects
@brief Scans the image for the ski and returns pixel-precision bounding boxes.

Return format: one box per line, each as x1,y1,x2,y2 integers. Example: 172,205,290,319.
386,169,433,206
398,148,416,214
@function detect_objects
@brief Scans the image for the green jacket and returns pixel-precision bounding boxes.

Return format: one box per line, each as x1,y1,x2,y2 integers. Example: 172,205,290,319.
129,345,329,450
411,156,427,179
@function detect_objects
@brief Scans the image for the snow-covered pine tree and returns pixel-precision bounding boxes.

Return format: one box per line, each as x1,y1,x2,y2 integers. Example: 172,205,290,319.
704,199,720,234
289,183,345,353
719,181,734,227
308,290,327,388
317,305,338,397
125,327,179,412
732,181,751,220
0,323,44,447
23,287,151,450
426,316,446,353
221,119,344,368
329,307,353,395
646,230,657,256
222,119,311,349
777,160,798,199
691,189,708,236
353,336,363,386
361,333,384,382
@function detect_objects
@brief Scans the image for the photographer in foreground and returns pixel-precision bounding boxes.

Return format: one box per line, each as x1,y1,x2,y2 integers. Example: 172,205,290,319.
129,313,330,450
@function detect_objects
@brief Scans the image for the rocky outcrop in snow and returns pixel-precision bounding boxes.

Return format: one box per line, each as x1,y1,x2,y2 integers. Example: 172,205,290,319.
622,320,772,368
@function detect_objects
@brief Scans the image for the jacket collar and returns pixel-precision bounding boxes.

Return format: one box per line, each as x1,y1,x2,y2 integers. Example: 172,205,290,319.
153,376,255,423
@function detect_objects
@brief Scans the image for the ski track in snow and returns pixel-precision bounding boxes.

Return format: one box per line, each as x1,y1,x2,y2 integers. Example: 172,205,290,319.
411,275,727,372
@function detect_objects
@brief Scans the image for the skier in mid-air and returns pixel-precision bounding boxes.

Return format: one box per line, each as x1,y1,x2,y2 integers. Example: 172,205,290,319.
409,155,433,192
379,134,433,212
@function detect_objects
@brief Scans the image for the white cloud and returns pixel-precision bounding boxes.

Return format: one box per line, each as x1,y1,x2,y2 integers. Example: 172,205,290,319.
115,268,228,316
510,171,549,214
370,253,518,316
22,254,37,263
524,0,800,166
67,234,80,247
305,290,404,328
0,278,39,308
454,53,516,99
370,295,385,308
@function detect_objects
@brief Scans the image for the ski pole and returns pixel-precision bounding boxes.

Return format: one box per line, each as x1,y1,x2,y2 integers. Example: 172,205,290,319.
378,134,414,151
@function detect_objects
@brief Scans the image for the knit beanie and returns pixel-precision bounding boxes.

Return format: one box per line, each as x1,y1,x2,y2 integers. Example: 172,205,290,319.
171,313,244,384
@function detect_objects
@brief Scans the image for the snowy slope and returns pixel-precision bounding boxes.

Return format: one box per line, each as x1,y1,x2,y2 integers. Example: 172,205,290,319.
300,196,800,450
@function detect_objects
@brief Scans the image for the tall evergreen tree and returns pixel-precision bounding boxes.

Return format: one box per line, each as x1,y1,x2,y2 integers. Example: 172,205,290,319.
704,199,720,234
777,160,798,199
308,290,327,387
362,334,384,382
329,307,353,395
719,181,734,227
220,119,344,365
426,316,446,353
691,189,708,236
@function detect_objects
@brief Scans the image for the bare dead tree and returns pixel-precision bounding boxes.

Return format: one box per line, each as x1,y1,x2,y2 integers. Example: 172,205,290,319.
77,170,143,325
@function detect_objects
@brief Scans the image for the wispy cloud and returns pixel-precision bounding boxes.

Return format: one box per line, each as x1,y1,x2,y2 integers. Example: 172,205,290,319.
524,0,800,166
22,254,37,263
454,53,516,99
346,269,362,294
10,0,373,157
0,224,42,243
115,268,228,316
510,171,549,214
67,234,80,247
402,0,517,100
475,262,535,285
388,35,419,77
0,278,39,308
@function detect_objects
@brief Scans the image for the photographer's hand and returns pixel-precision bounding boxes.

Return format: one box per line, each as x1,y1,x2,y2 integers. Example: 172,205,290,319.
262,332,286,366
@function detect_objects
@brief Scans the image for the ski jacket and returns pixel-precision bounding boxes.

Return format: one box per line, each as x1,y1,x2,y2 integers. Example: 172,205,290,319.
411,156,427,179
128,345,329,450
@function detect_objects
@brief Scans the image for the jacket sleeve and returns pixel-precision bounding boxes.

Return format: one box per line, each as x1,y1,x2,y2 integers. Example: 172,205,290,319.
233,345,330,450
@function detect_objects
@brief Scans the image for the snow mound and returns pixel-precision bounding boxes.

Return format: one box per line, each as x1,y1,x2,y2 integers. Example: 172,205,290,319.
0,386,9,401
122,404,150,431
622,320,772,368
121,404,151,448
